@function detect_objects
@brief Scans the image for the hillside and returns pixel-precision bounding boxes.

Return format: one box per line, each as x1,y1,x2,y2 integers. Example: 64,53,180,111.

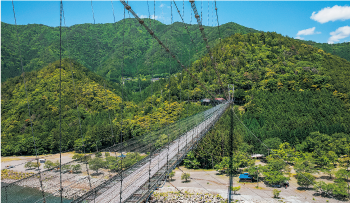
161,32,350,149
303,40,350,62
177,32,350,200
1,20,259,82
1,59,209,156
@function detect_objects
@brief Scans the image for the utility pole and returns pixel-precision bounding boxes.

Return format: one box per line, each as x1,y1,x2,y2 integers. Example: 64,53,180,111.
228,104,234,202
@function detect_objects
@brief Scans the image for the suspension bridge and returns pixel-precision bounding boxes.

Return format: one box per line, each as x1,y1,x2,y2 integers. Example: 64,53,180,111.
2,1,233,202
1,0,339,203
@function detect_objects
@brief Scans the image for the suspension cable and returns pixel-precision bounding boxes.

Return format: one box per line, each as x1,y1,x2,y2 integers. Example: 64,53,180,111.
189,0,228,100
119,0,217,101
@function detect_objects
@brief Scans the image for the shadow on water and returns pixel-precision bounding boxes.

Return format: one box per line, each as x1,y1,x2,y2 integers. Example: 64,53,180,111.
1,182,72,203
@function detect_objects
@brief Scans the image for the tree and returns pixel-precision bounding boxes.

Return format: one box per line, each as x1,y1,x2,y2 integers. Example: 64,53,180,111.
294,153,316,173
24,161,33,169
89,157,106,174
181,173,190,182
95,152,102,158
62,164,71,172
44,160,54,169
72,153,84,160
105,152,110,157
273,189,281,198
319,181,335,197
322,163,336,179
296,172,315,189
263,170,289,186
53,160,60,170
230,186,241,195
72,164,82,173
335,169,350,197
33,162,40,168
184,151,200,169
169,171,175,181
82,155,92,162
333,181,349,198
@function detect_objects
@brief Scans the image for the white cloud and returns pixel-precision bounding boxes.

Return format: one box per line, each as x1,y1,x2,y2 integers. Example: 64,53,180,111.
295,27,321,39
328,26,350,44
160,3,165,8
139,14,159,20
151,15,159,20
311,5,350,24
296,27,321,36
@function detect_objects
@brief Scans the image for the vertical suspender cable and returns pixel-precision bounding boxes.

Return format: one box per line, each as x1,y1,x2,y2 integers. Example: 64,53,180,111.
208,0,209,26
214,0,221,44
59,1,63,202
228,105,234,203
11,1,46,202
62,6,93,194
120,3,126,202
201,0,203,24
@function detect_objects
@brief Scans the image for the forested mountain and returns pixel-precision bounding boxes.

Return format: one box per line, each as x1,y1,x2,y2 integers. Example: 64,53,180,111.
2,20,349,83
177,33,350,199
1,19,258,82
161,31,350,149
303,40,350,62
1,59,209,156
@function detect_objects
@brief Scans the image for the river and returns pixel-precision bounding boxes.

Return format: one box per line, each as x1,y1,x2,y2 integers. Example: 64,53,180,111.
1,182,72,203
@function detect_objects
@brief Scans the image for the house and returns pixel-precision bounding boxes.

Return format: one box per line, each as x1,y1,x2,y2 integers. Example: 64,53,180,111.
215,98,226,103
151,78,160,82
200,98,211,105
251,154,264,159
239,173,253,182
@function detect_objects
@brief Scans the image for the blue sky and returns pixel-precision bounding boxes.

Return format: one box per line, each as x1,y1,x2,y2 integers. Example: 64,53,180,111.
1,1,350,44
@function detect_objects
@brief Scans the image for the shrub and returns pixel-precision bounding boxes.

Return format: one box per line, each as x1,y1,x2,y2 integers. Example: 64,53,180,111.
181,173,190,182
273,189,281,198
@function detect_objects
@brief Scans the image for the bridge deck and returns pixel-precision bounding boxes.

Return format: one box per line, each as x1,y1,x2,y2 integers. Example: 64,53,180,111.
94,104,227,203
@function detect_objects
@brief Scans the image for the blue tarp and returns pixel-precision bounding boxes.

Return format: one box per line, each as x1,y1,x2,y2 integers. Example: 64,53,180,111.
239,173,252,179
117,154,126,158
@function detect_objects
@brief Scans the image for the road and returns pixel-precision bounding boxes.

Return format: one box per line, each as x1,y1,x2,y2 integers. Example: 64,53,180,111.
94,104,228,203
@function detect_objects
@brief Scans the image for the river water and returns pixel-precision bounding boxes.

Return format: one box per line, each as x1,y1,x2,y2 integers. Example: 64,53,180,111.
1,182,72,203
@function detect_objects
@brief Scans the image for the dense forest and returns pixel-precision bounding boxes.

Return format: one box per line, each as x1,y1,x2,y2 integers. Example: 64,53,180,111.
1,19,258,82
2,20,350,83
1,59,210,156
158,31,350,163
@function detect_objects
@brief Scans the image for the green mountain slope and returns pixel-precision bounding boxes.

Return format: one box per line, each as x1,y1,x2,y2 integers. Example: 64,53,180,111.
303,40,350,62
1,59,208,156
161,32,350,146
1,20,259,82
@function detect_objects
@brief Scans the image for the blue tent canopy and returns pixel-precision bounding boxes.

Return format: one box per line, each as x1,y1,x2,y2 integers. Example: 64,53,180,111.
239,173,252,179
117,154,126,158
